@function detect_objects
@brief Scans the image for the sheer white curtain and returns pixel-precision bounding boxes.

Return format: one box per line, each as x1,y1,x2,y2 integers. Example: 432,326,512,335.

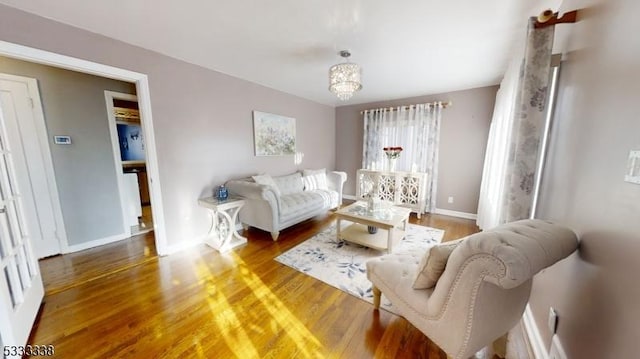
362,103,442,211
477,18,555,229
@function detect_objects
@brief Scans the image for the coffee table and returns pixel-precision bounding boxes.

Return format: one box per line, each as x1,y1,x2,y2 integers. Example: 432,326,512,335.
335,201,411,253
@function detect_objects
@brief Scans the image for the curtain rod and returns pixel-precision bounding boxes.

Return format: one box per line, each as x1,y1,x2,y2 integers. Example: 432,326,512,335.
534,9,579,29
360,101,452,115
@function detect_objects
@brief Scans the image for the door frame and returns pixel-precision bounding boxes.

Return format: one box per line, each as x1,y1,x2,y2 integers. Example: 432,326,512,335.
0,40,169,255
0,74,67,256
104,91,137,240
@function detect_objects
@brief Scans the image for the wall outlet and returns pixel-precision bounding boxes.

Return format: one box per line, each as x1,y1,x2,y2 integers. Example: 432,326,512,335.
447,196,454,204
549,334,568,359
548,307,558,333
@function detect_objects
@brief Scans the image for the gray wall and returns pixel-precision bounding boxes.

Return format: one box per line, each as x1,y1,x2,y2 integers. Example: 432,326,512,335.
0,56,135,246
530,0,640,357
335,86,497,214
0,5,336,249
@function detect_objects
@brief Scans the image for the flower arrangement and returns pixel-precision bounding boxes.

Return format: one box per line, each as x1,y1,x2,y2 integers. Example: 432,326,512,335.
383,146,403,159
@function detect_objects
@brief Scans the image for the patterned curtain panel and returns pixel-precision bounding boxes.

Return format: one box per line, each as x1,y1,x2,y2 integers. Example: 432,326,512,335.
477,18,555,229
362,103,442,211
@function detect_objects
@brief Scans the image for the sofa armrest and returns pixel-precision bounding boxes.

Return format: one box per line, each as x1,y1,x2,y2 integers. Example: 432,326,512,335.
327,171,347,191
327,171,347,205
225,180,281,233
226,180,280,210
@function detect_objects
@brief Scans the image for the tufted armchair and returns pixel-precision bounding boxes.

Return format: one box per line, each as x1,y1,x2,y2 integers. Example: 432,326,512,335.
366,219,578,359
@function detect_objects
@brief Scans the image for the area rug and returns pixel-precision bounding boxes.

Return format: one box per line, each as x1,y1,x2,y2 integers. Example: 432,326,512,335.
275,222,444,313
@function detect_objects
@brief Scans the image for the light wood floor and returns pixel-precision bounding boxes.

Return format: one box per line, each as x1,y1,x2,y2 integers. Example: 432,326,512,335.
29,211,495,358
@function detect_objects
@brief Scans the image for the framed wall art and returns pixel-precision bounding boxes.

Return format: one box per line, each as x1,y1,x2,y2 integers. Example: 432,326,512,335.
117,122,145,164
253,111,296,156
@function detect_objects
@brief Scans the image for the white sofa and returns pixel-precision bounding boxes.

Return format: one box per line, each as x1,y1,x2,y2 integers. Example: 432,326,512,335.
226,170,347,241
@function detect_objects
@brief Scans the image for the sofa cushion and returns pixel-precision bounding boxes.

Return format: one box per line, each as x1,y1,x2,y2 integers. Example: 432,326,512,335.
273,172,304,195
252,174,281,196
279,192,325,223
303,173,328,191
413,238,466,289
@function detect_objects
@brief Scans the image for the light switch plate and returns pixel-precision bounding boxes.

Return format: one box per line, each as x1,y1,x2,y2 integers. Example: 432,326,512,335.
624,150,640,184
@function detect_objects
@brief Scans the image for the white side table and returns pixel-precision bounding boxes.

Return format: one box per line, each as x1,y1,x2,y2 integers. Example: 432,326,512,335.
198,196,247,252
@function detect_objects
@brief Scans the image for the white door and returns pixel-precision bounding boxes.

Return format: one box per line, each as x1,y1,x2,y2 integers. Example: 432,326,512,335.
0,87,44,354
0,75,64,258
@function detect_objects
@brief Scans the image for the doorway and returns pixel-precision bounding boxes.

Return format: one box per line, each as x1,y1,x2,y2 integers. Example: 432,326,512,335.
0,39,168,351
105,91,154,237
0,40,168,255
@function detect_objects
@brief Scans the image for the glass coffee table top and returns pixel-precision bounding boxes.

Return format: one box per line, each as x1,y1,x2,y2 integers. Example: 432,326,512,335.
337,201,411,227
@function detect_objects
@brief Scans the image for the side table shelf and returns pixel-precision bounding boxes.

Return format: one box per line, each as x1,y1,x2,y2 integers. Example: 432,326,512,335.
198,196,247,252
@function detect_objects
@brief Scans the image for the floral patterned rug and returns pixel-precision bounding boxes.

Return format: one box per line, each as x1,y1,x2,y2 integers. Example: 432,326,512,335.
275,222,444,314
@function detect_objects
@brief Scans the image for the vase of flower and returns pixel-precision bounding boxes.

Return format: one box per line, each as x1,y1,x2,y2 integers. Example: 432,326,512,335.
383,146,403,172
388,158,397,172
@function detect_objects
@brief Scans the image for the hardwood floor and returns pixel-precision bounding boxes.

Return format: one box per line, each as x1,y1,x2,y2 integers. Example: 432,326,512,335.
30,212,485,358
40,231,157,296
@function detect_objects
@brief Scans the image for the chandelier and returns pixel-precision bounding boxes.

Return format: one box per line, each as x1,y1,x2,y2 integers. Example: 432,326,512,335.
329,50,362,101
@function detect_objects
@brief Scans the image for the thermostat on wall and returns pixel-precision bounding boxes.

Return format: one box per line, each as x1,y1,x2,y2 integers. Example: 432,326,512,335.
53,136,71,145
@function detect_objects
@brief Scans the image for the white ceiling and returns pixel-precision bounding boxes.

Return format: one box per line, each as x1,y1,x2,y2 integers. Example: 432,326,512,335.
0,0,561,106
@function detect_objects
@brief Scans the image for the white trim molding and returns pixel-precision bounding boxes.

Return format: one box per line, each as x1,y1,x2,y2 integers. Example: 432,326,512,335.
0,40,170,256
104,91,138,240
343,194,357,201
164,237,204,255
64,233,130,254
433,208,478,220
523,304,549,359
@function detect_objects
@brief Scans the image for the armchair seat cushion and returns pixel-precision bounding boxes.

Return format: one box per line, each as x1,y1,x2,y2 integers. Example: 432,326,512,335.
367,253,433,312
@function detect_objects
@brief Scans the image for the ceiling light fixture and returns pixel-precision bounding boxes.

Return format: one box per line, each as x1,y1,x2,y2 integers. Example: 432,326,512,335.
329,50,362,101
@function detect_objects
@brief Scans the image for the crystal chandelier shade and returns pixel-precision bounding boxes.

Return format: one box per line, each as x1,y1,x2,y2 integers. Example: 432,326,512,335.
329,50,362,101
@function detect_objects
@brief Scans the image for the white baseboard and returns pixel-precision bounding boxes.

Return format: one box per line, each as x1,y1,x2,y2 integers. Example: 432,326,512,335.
523,304,549,359
343,194,357,200
163,238,204,256
64,232,129,253
160,224,247,256
433,208,478,220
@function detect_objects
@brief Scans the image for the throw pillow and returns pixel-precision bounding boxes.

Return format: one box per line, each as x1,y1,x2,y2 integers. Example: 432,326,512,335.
302,169,328,190
412,238,465,289
252,174,281,196
302,173,328,191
